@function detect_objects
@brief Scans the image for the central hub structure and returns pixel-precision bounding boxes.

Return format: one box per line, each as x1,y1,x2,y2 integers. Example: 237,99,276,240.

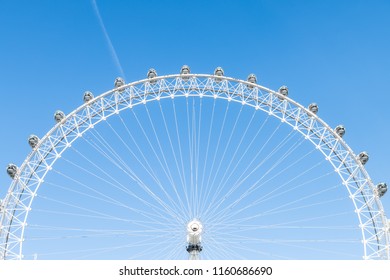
186,219,203,260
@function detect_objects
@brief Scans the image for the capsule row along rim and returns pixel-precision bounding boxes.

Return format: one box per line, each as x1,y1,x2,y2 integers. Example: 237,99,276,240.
2,66,388,201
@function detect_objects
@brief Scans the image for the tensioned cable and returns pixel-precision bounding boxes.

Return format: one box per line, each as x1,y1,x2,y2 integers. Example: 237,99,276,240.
213,147,320,221
80,132,179,221
40,178,173,225
206,108,258,212
198,98,217,215
208,133,306,220
204,101,231,196
88,127,182,221
203,123,296,219
128,107,186,221
54,141,177,224
195,97,203,217
227,174,339,221
142,104,187,218
105,117,178,206
171,98,192,216
185,98,195,218
156,100,189,217
208,105,244,201
202,120,286,216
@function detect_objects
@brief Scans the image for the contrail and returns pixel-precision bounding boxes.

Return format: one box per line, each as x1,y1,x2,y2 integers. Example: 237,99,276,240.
91,0,126,78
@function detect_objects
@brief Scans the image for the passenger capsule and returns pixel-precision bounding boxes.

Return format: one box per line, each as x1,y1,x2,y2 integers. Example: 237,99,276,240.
335,125,345,138
0,199,3,212
28,135,40,149
358,152,369,165
147,68,157,84
278,86,289,99
213,67,224,82
376,182,387,197
246,74,257,89
308,103,318,115
114,77,125,88
114,77,125,93
83,91,94,103
180,65,191,81
6,164,18,179
54,110,65,123
214,67,224,76
180,65,190,75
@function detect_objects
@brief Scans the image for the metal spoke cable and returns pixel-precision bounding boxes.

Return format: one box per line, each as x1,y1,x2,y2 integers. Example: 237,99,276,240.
142,104,187,217
202,120,284,217
185,98,194,218
203,101,231,201
195,98,203,217
156,100,188,216
204,128,301,220
171,98,192,216
207,109,258,211
213,149,323,223
208,106,244,202
198,98,217,215
72,136,179,222
88,128,182,221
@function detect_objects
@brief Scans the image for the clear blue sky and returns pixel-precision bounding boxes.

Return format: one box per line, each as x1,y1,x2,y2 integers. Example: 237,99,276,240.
0,0,390,259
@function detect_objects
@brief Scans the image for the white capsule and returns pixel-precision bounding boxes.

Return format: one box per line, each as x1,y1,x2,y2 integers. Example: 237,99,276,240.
180,65,191,81
335,125,345,138
278,85,289,99
147,68,158,84
6,163,18,179
54,110,65,123
358,151,369,165
246,73,257,89
214,67,224,82
28,135,40,149
83,91,94,103
308,103,318,115
376,183,387,197
114,77,125,88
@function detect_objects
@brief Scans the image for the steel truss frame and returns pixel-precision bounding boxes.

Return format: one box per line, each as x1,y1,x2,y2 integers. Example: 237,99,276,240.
0,74,388,259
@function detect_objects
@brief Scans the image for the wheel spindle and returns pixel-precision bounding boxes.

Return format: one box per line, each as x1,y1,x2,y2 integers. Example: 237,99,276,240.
186,219,203,260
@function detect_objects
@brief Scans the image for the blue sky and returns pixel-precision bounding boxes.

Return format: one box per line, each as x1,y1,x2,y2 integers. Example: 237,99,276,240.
0,0,390,259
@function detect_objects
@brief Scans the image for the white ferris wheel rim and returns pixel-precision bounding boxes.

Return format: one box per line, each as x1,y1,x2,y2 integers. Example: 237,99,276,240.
0,73,389,260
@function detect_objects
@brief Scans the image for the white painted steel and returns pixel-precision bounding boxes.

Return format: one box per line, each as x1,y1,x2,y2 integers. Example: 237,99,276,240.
0,74,388,260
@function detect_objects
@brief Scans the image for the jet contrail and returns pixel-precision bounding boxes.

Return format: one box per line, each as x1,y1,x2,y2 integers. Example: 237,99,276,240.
91,0,125,78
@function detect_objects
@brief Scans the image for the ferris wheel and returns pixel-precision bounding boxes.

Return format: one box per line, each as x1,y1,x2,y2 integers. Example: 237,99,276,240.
0,66,389,260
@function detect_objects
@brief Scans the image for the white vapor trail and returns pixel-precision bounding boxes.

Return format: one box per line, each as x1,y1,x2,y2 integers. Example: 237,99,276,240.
91,0,126,78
